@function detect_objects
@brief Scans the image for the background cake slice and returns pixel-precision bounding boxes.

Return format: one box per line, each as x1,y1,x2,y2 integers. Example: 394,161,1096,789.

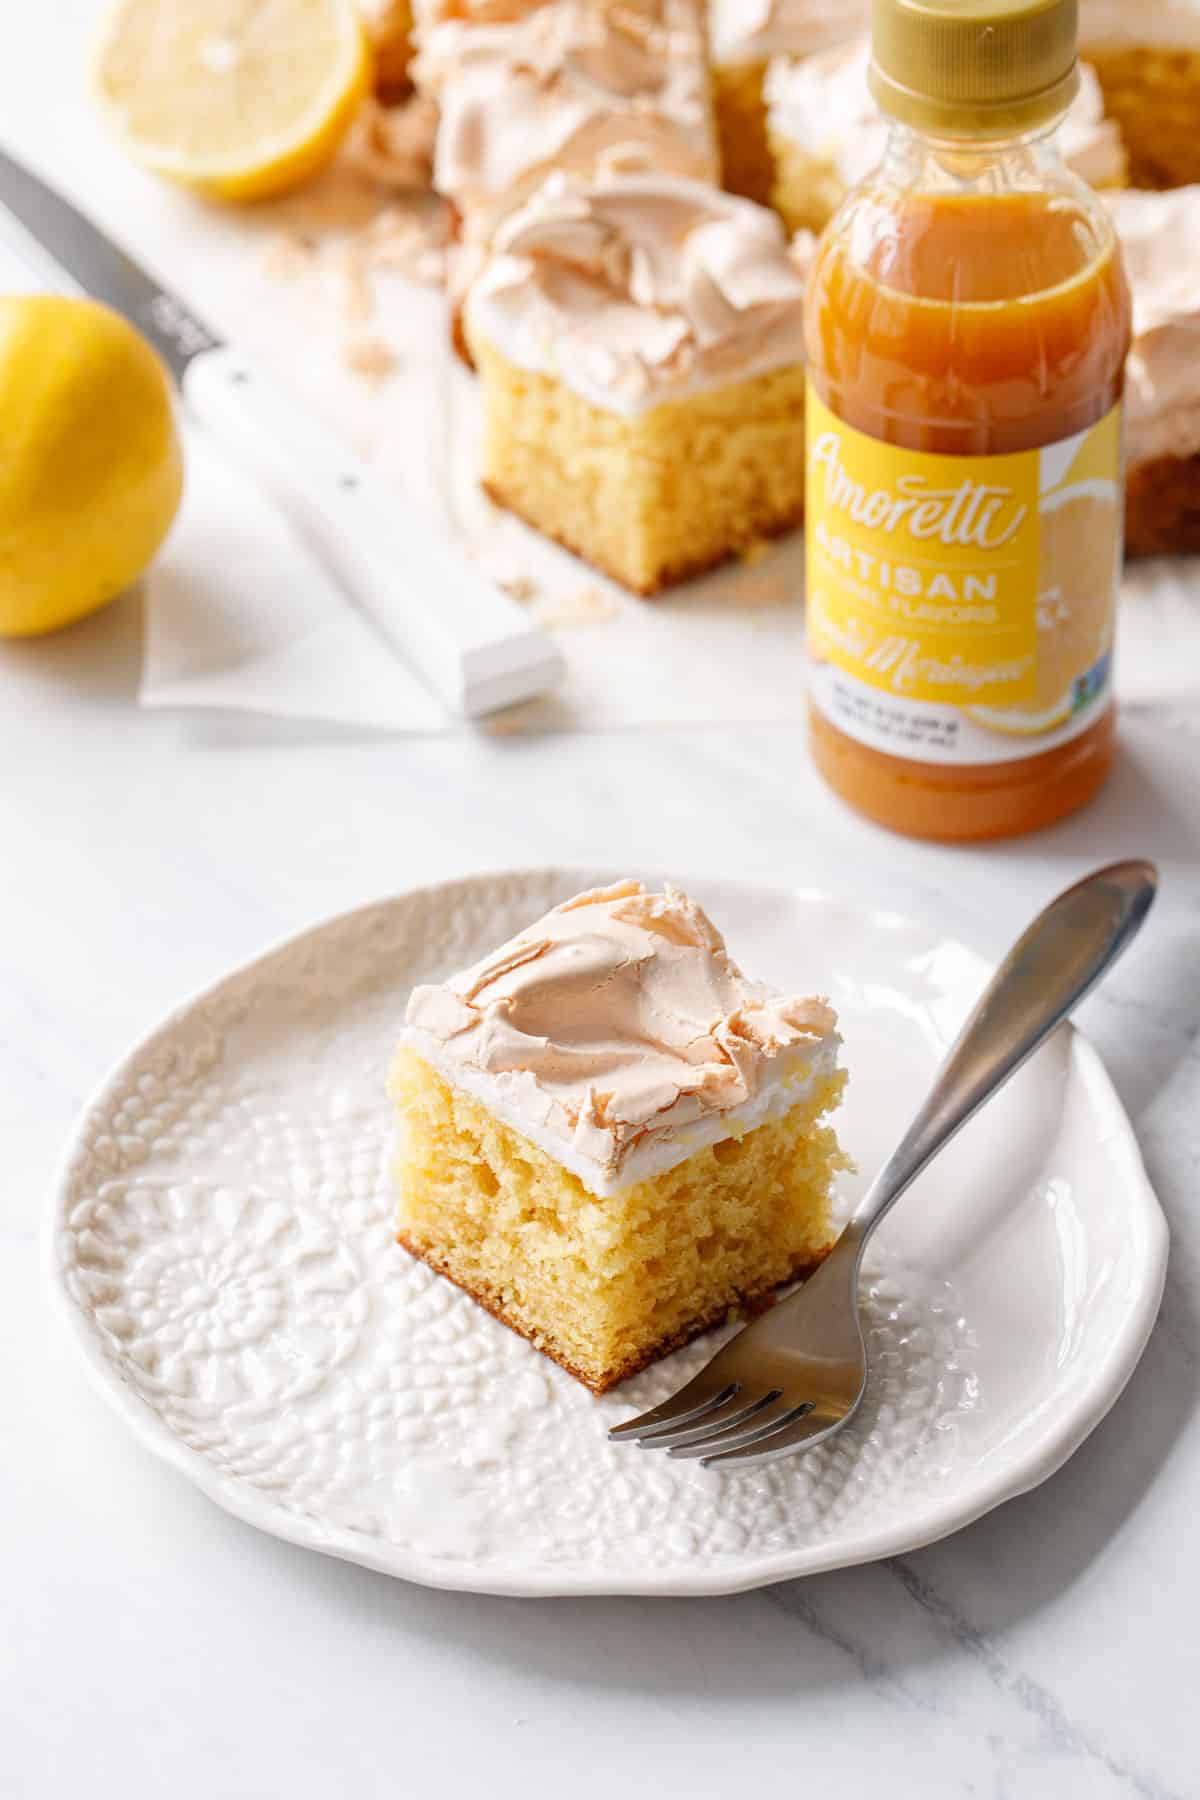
464,173,811,594
359,0,415,96
413,0,716,361
416,0,716,242
1107,186,1200,555
1081,0,1200,187
391,880,848,1394
767,38,1128,238
707,0,869,205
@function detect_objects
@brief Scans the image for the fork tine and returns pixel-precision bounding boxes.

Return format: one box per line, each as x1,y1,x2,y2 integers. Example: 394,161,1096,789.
634,1388,781,1451
666,1398,811,1461
698,1403,846,1469
606,1376,740,1443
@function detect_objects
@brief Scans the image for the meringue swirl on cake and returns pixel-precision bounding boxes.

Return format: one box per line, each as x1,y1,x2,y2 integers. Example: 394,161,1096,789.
765,39,1128,197
708,0,869,68
415,0,715,239
1079,0,1200,50
464,173,808,414
403,880,840,1193
1107,187,1200,469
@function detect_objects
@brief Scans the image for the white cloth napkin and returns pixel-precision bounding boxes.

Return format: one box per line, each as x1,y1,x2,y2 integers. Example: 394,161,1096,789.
141,427,448,731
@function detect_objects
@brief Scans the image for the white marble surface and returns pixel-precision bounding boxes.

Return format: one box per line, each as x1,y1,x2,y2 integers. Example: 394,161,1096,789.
4,6,1200,1794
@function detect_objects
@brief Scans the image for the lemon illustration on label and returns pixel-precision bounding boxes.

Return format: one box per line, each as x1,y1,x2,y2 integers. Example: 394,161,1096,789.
964,477,1119,738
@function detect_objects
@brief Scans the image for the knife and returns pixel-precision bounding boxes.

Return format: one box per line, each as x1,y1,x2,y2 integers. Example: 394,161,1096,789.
0,147,565,720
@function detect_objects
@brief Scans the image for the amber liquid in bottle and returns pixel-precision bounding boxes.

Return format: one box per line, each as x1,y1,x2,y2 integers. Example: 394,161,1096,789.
804,137,1132,841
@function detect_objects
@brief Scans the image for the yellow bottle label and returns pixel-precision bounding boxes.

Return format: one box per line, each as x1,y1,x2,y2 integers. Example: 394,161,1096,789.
805,386,1122,764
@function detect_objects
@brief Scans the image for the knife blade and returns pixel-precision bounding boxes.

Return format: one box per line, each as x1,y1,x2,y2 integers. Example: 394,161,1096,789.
0,147,221,379
0,147,564,719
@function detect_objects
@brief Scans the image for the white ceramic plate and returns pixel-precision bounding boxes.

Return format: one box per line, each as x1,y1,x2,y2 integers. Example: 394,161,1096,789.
48,869,1167,1597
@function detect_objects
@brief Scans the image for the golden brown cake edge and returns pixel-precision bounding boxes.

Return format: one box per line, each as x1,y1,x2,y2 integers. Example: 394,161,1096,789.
480,477,804,597
1126,452,1200,556
1084,47,1200,189
712,58,774,205
396,1228,833,1393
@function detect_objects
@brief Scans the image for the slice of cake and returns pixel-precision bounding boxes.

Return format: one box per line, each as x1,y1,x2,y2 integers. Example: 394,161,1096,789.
416,0,717,363
391,880,847,1394
1081,0,1200,188
708,0,869,205
360,0,415,96
464,173,810,594
1107,187,1200,555
767,38,1129,238
411,0,552,31
416,0,717,245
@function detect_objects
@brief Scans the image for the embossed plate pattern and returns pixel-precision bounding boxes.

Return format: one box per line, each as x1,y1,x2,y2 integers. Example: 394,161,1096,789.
48,870,1167,1596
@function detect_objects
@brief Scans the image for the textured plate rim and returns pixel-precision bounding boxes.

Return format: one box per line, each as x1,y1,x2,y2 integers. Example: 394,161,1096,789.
44,866,1170,1598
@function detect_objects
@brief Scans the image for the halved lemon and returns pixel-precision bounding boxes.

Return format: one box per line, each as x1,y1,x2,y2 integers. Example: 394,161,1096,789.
90,0,372,202
966,478,1119,739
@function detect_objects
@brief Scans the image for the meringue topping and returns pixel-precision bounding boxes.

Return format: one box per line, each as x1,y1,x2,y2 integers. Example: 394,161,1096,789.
466,173,808,413
413,0,551,26
1107,187,1200,468
1079,0,1200,50
403,880,840,1194
765,39,1128,196
416,0,716,240
709,0,869,69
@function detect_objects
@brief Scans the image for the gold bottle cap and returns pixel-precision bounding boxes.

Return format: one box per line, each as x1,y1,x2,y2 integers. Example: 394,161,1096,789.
870,0,1080,135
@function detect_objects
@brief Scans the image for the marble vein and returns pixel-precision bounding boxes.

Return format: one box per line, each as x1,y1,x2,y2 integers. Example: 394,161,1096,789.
764,1579,940,1709
887,1559,1184,1800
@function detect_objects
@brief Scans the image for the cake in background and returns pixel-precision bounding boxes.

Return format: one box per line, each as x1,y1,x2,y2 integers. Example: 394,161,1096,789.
415,0,716,357
360,0,415,94
767,40,1128,235
708,0,869,204
1080,0,1200,187
414,2,717,233
391,880,847,1394
465,174,812,595
1108,187,1200,555
411,0,551,29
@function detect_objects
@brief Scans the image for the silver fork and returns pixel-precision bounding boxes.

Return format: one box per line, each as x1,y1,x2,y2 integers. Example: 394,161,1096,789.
609,860,1158,1470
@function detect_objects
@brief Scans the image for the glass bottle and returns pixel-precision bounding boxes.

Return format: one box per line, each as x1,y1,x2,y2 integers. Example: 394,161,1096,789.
804,0,1132,840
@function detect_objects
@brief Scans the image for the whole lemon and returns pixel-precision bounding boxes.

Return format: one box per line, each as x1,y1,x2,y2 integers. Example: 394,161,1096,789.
0,294,183,636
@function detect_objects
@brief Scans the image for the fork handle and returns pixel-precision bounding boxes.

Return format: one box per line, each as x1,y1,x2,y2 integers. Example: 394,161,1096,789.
847,860,1157,1250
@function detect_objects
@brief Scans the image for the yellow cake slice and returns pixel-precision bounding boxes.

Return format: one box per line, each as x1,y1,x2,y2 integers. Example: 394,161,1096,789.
411,0,552,31
390,880,848,1394
1081,0,1200,188
708,0,869,204
415,0,717,242
464,173,811,595
767,38,1128,239
1106,187,1200,555
359,0,415,95
414,0,717,361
